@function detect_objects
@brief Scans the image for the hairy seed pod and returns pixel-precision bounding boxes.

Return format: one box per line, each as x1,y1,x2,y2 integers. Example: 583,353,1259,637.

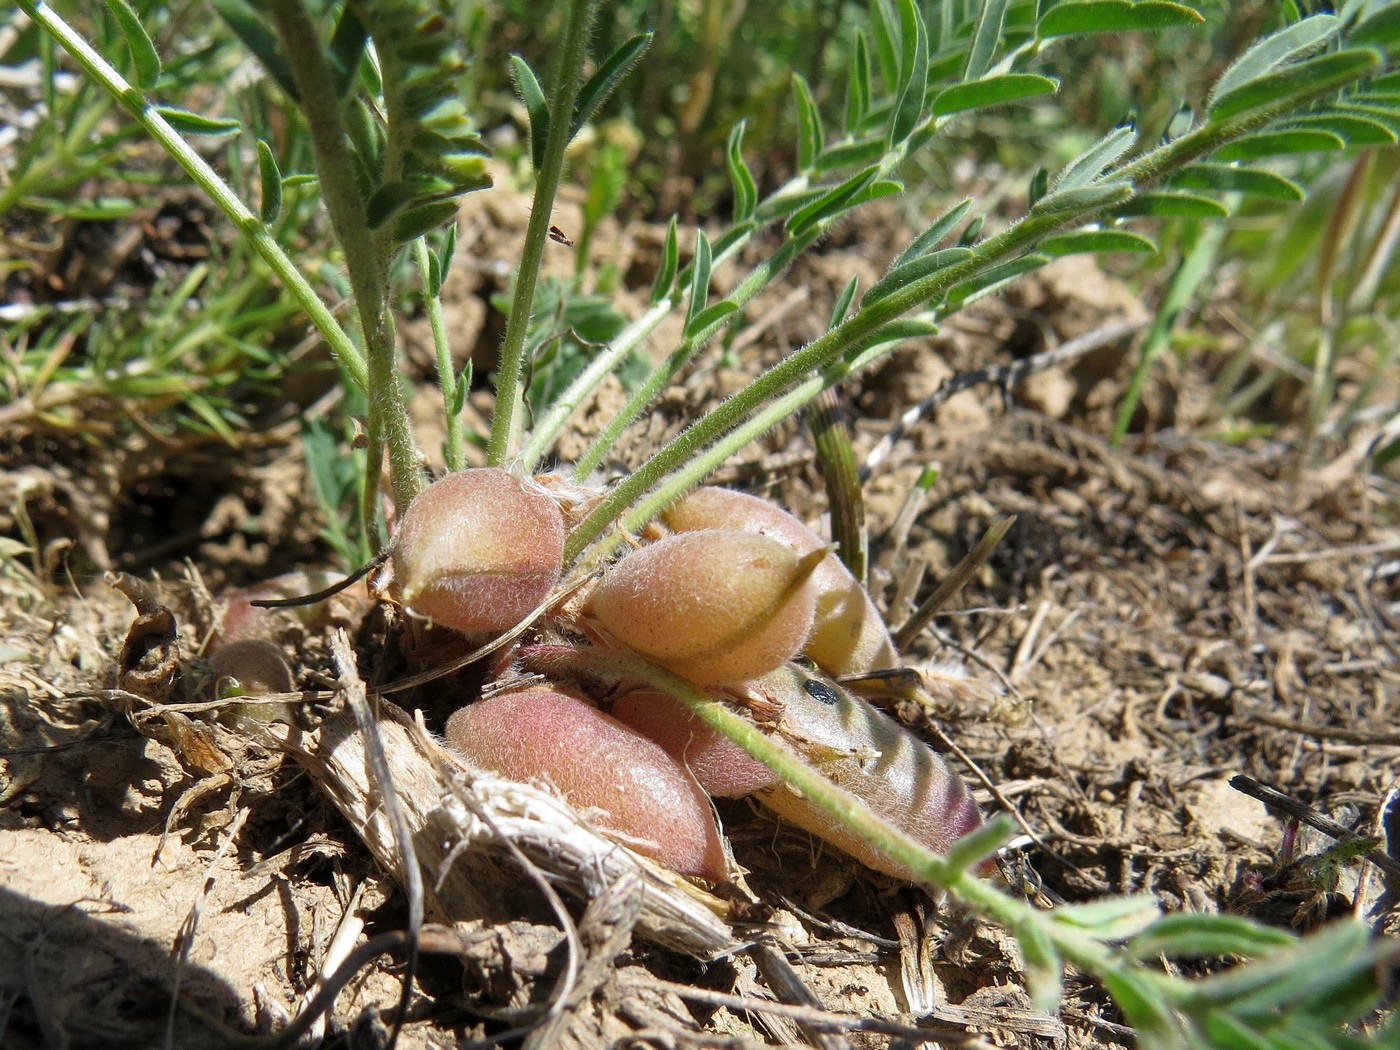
751,665,983,879
391,469,565,637
662,486,898,676
444,690,728,880
611,689,780,798
208,639,295,694
589,530,821,685
207,639,297,728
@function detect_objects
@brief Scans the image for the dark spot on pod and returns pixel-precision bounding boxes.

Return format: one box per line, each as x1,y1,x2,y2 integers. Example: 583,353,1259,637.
803,678,840,706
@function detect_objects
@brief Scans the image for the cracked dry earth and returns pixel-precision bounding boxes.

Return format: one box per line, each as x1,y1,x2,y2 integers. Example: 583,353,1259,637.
2,190,1398,1048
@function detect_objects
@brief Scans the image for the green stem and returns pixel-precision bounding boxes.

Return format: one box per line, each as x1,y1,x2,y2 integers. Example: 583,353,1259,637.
560,214,1050,564
574,335,697,483
529,124,917,479
487,0,596,467
593,316,918,563
562,62,1383,564
578,649,1129,980
1115,73,1379,190
415,238,466,472
267,0,423,520
519,300,673,473
16,0,368,394
569,225,824,480
598,365,832,565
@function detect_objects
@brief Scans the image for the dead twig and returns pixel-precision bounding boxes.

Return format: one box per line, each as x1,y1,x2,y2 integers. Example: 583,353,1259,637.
621,973,1063,1044
1256,537,1400,566
747,942,851,1050
331,631,419,1050
519,872,644,1050
893,516,1016,652
1228,775,1400,883
1235,705,1400,747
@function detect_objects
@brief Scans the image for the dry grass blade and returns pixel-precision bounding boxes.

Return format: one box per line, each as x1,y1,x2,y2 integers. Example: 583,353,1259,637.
1229,774,1400,883
893,515,1016,652
747,942,851,1050
806,388,867,583
329,631,419,1050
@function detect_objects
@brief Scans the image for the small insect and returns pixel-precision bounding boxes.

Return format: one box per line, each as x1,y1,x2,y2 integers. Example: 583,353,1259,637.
548,224,574,246
350,415,370,449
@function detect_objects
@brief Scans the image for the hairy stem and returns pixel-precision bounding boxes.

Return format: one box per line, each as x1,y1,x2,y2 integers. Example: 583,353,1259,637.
487,0,596,466
578,649,1133,982
561,54,1381,564
268,0,423,524
415,238,466,472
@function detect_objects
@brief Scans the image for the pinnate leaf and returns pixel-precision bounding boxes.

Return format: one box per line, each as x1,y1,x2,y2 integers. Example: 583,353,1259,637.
1041,228,1158,255
892,198,974,268
684,230,713,335
786,166,878,238
256,140,282,224
1213,128,1346,161
1115,191,1230,218
509,54,549,172
1171,163,1304,201
864,248,973,306
1055,125,1136,190
156,107,240,135
793,74,823,171
965,0,1011,81
726,121,757,223
650,216,679,303
571,33,652,139
1127,913,1296,961
1209,50,1379,122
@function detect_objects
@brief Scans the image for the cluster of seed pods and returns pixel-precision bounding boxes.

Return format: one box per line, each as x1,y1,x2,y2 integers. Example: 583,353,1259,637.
385,467,983,882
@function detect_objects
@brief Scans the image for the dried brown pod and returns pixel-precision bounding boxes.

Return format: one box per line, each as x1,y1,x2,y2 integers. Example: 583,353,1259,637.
750,665,983,878
612,664,986,881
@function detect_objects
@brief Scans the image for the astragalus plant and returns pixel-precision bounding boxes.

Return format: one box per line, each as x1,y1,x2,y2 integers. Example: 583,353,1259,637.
21,0,1400,1045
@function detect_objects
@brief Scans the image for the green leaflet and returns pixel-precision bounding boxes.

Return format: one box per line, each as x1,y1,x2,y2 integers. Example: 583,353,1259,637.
934,73,1059,116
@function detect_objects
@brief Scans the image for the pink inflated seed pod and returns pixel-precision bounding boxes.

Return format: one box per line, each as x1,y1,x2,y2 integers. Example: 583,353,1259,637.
390,469,565,637
444,689,729,880
661,486,898,677
588,529,821,685
611,689,780,798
